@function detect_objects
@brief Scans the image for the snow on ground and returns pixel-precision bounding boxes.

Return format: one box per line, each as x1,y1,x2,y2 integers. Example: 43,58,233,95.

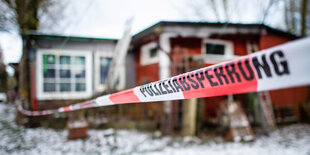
0,103,310,155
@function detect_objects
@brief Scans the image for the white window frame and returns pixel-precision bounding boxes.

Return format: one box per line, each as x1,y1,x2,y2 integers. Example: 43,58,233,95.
140,42,159,66
94,51,113,92
36,49,92,100
202,39,235,63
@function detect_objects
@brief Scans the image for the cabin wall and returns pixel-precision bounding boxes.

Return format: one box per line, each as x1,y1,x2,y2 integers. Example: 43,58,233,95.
28,37,124,110
128,35,163,122
135,36,160,85
259,34,308,119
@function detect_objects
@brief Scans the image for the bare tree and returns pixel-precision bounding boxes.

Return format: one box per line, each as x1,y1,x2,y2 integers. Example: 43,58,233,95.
0,0,65,33
0,0,65,105
283,0,309,36
183,0,309,36
183,0,276,22
285,0,298,34
260,0,279,24
300,0,309,36
0,46,7,93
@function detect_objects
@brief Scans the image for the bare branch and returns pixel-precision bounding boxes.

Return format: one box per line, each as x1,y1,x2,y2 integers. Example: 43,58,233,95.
222,0,229,22
210,0,220,21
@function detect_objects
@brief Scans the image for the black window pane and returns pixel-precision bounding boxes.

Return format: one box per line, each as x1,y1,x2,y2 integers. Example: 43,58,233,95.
75,56,85,65
43,83,55,92
60,56,70,64
60,83,71,92
75,69,85,78
60,69,71,78
43,69,55,78
75,83,86,91
206,43,225,55
100,57,112,84
149,47,157,58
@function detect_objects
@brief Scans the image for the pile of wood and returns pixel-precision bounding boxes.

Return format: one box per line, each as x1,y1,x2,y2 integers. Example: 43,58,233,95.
219,101,255,142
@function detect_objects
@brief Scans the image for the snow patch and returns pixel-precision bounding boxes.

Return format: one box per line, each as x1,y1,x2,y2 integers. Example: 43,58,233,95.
0,103,310,155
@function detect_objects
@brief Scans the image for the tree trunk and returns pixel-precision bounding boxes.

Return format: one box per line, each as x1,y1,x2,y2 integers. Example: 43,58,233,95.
289,0,297,33
300,0,309,36
18,36,30,109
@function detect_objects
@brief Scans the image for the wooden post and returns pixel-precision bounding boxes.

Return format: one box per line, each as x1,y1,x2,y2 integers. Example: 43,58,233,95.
162,101,173,134
182,98,197,136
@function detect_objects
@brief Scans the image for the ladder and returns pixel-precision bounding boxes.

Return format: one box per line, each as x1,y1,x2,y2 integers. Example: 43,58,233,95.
258,91,276,133
246,40,276,133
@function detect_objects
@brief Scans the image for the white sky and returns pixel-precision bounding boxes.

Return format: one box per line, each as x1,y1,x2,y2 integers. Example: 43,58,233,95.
58,0,187,38
0,0,284,74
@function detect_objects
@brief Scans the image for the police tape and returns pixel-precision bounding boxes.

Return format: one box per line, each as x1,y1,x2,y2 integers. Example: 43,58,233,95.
18,37,310,116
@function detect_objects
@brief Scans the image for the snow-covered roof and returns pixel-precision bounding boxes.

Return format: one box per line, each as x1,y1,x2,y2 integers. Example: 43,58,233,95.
132,21,298,43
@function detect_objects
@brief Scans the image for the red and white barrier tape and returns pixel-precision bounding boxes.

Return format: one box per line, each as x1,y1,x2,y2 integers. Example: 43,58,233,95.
18,37,310,116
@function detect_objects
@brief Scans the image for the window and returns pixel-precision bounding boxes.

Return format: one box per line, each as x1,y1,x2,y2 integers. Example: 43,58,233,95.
42,54,56,92
202,39,234,62
205,43,225,55
149,47,158,58
99,57,112,84
42,54,86,93
37,50,92,100
94,52,125,92
140,42,159,66
59,55,71,92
